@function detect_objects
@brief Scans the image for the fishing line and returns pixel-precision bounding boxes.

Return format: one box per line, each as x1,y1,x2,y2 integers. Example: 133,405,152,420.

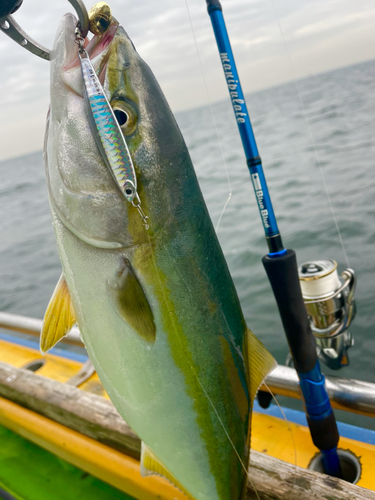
145,230,261,500
183,0,232,233
180,2,292,495
142,3,300,495
262,381,297,493
269,0,350,267
193,372,261,500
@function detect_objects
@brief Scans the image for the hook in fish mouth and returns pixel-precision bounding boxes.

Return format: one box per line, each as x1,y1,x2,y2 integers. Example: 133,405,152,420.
64,21,118,71
62,18,118,95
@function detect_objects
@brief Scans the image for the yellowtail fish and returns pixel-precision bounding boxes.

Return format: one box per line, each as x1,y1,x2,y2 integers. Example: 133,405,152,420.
41,11,276,500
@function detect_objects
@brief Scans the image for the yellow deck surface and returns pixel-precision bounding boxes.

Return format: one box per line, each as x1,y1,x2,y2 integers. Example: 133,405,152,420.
0,337,108,397
251,410,375,490
1,338,374,492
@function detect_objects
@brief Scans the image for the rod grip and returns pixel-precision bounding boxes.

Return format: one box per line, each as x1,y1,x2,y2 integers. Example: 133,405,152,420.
307,413,340,450
262,249,317,373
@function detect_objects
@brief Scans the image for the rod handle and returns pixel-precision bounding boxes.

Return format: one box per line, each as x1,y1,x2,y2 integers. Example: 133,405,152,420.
307,413,340,451
262,249,317,373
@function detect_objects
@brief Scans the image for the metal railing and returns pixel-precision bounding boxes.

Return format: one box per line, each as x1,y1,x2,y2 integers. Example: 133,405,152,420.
0,311,81,345
262,365,375,419
0,311,374,418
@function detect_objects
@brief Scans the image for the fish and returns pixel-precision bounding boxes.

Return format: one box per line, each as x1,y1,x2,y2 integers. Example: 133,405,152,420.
41,12,276,500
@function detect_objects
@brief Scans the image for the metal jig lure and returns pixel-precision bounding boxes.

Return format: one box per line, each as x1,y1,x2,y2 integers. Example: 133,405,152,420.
0,0,149,230
75,30,149,230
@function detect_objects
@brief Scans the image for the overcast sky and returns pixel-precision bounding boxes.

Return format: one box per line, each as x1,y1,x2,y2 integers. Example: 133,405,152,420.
0,0,374,161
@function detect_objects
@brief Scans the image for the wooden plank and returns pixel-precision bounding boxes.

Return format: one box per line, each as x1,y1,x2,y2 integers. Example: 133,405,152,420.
248,450,375,500
0,361,374,500
0,361,140,458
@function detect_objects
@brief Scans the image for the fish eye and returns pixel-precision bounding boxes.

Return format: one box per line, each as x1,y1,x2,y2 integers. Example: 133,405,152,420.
114,109,128,126
111,100,137,135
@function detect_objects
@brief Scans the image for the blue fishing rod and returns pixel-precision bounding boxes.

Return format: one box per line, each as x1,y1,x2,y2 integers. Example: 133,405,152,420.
205,0,342,478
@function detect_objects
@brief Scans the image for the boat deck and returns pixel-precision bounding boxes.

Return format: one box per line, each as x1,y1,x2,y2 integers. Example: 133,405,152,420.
1,333,375,499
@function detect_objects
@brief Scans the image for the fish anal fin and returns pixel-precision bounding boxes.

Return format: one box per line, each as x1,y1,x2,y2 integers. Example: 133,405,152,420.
245,328,277,405
107,258,156,344
40,273,76,354
140,442,193,499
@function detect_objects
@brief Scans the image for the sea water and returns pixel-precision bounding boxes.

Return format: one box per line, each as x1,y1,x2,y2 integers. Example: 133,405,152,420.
0,60,374,429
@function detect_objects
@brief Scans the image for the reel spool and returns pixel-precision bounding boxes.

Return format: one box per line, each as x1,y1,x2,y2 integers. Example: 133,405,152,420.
298,260,356,370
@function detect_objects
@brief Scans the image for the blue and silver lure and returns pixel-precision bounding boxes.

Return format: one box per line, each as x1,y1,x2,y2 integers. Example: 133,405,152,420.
75,28,149,229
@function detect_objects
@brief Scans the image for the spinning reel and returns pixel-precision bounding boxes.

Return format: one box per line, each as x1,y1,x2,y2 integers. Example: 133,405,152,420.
298,260,356,370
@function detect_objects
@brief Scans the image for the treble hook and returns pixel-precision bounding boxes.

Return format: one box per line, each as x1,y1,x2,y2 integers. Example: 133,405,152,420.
0,0,89,61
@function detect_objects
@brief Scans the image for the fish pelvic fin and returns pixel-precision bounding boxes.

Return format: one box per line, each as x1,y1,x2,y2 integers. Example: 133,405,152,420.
140,442,193,499
245,328,277,405
107,257,156,344
40,273,76,354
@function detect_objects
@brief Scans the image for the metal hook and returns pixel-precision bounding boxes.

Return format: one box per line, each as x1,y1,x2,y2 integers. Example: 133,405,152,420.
0,0,89,61
132,194,150,230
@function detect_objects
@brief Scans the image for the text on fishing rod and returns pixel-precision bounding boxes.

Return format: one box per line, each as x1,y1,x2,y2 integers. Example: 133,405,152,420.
220,53,247,124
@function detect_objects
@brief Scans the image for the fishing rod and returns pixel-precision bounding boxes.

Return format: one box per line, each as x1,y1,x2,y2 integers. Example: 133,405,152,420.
205,0,342,478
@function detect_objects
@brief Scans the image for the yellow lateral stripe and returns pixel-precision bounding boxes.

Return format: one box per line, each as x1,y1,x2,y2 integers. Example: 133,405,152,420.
0,396,187,500
252,411,375,490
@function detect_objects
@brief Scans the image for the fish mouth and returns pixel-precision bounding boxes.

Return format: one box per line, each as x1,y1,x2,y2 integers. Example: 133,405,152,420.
84,22,118,83
86,23,118,59
63,18,118,89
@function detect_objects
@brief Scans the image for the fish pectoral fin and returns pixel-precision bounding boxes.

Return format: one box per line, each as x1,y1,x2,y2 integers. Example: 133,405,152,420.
245,328,277,404
140,442,192,498
40,273,76,354
107,258,156,344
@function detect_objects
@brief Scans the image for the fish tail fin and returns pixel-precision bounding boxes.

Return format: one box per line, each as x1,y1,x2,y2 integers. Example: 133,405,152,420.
245,328,277,405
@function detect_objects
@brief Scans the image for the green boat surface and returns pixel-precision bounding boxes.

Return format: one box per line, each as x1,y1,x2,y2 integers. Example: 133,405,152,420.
0,424,135,500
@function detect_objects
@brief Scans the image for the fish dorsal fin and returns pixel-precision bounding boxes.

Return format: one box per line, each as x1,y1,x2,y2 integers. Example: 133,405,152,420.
140,442,193,499
40,274,76,354
245,328,277,404
107,258,156,343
